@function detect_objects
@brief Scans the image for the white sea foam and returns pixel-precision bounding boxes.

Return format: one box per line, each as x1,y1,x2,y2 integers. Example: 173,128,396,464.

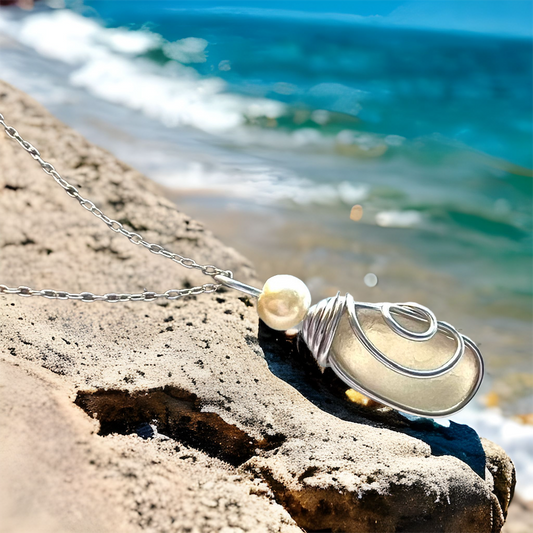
0,10,392,153
162,37,208,63
0,9,286,134
153,160,369,206
375,210,423,228
13,10,162,59
97,28,162,55
17,11,104,63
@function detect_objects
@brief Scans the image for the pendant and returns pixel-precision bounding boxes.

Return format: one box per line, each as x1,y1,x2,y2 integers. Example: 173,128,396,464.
300,293,484,418
214,274,484,418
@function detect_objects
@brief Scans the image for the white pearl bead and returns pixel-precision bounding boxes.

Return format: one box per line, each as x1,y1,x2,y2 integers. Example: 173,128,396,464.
257,275,311,331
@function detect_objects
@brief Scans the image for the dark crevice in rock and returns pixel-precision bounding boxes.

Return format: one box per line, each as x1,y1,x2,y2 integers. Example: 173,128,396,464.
250,465,388,533
72,155,88,169
238,296,254,307
298,466,320,482
4,183,23,191
117,217,148,233
174,235,200,244
75,386,286,467
108,198,125,210
87,243,129,260
18,335,32,346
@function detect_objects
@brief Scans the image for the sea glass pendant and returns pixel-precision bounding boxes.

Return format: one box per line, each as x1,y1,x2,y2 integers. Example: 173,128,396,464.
213,274,484,418
300,293,484,417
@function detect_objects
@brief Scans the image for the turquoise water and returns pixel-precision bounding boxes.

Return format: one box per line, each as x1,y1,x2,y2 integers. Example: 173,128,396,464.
87,2,533,163
77,1,532,308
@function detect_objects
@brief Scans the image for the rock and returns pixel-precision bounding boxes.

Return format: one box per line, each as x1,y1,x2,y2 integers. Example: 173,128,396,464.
0,79,515,532
0,357,298,533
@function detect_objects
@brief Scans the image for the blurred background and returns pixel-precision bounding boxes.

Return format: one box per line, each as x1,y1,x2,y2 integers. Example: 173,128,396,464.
0,0,532,502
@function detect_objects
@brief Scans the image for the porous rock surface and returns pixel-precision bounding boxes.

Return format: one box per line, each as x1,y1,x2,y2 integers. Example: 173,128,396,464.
0,80,515,532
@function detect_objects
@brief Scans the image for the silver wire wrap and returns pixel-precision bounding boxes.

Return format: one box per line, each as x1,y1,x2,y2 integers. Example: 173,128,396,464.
213,275,262,298
300,292,473,380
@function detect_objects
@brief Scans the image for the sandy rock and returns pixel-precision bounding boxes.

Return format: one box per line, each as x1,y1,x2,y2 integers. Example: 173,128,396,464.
0,357,298,533
0,79,515,532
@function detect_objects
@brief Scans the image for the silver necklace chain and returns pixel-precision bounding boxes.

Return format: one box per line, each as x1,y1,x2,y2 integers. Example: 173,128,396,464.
0,113,233,302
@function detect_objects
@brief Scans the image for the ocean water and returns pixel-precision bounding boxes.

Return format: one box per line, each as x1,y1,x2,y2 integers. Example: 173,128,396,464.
0,2,532,498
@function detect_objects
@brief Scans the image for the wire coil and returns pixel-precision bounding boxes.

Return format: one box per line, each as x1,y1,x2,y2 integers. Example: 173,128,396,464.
300,293,475,380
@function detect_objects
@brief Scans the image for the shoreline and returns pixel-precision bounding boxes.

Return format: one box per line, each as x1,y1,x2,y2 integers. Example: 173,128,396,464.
0,77,519,532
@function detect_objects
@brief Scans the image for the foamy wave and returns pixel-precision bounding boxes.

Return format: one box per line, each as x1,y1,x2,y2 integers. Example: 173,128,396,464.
375,210,423,228
69,56,283,133
0,9,405,153
18,11,105,63
452,405,533,501
0,9,286,134
154,161,369,206
162,37,208,64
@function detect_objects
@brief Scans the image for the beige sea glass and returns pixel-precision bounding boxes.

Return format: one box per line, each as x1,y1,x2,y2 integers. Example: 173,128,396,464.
329,308,482,417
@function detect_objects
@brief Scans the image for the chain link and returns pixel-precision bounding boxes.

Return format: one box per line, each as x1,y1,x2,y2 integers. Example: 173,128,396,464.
0,284,219,302
0,113,233,302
